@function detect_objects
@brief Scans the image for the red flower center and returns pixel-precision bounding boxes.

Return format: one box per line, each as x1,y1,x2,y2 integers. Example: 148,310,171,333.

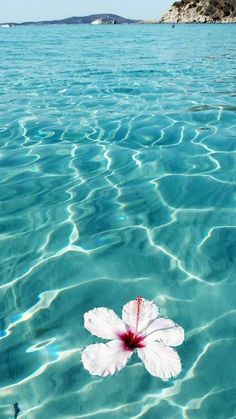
119,331,145,351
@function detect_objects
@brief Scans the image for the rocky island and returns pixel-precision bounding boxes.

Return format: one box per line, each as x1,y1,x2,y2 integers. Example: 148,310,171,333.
2,5,236,27
160,0,236,23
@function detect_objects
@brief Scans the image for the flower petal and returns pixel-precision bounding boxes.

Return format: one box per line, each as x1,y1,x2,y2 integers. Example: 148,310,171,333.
122,298,158,333
137,341,182,380
144,318,184,346
84,307,126,340
82,340,133,377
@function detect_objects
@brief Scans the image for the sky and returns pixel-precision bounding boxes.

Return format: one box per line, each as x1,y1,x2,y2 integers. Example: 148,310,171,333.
1,0,174,23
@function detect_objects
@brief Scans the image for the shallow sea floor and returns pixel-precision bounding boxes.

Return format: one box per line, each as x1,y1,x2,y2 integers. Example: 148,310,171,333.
0,24,236,418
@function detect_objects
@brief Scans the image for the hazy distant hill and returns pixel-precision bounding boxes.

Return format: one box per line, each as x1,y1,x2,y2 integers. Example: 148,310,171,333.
7,14,139,26
160,0,236,22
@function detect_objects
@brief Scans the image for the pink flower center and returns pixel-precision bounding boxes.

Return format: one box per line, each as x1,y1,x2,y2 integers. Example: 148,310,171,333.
119,331,145,351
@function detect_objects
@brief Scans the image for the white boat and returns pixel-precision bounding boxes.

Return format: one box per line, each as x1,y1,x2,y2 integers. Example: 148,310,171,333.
1,24,11,28
91,19,103,25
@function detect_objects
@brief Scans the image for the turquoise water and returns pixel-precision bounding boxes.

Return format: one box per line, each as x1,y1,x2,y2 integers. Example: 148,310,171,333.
0,23,236,418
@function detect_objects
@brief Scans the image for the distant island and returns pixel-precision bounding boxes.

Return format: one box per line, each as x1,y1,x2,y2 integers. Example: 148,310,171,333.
160,0,236,23
1,3,236,27
2,14,140,26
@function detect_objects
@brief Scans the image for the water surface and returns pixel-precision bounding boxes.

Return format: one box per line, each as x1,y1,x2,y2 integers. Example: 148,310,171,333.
0,24,236,418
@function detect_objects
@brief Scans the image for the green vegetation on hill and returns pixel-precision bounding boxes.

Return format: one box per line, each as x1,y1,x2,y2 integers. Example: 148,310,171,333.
173,0,236,19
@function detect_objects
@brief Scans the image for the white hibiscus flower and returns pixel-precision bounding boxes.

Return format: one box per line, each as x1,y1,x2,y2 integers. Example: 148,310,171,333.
82,296,184,380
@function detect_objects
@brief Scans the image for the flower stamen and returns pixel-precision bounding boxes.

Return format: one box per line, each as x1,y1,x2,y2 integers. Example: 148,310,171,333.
135,295,142,333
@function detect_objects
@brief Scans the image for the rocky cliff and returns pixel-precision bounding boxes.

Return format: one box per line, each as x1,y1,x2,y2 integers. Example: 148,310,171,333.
160,0,236,23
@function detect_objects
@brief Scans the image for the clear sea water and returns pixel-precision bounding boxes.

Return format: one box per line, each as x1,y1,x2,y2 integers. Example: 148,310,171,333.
0,23,236,418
